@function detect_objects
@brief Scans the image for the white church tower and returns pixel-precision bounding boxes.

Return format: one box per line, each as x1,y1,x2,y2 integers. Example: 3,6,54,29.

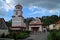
11,4,26,30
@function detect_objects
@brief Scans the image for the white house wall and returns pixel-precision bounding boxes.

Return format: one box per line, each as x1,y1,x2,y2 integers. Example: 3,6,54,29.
39,25,43,31
49,24,54,30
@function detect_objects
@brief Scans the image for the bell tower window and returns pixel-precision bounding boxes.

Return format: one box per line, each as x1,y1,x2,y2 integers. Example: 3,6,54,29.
16,11,18,15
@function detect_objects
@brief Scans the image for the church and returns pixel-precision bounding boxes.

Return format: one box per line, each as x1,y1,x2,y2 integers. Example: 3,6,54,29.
11,4,43,32
11,4,26,31
29,17,43,32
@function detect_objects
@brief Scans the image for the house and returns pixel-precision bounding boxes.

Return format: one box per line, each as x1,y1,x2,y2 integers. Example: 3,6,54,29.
54,20,60,30
29,17,43,32
49,24,55,30
49,20,60,30
0,18,9,35
11,4,26,31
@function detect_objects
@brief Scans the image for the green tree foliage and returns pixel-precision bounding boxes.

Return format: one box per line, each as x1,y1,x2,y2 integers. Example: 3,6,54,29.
47,29,60,40
41,15,59,26
24,17,34,29
16,32,29,39
0,30,30,40
5,19,12,27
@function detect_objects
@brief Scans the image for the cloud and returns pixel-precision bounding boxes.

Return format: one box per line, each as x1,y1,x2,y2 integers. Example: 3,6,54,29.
49,9,60,15
0,8,7,16
13,0,60,9
0,0,4,8
30,8,60,16
4,0,60,9
0,0,7,16
0,0,60,16
0,0,14,16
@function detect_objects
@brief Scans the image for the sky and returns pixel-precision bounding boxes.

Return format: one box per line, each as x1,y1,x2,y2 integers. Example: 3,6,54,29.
0,0,60,21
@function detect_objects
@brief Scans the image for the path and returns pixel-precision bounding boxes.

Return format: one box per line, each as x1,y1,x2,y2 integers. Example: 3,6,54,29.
25,31,48,40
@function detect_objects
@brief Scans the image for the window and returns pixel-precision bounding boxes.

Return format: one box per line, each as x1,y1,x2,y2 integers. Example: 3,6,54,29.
16,11,18,15
12,16,15,18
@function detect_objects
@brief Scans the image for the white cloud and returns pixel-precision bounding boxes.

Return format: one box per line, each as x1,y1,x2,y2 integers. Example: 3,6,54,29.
32,11,40,14
0,0,14,16
29,5,39,11
6,0,11,3
49,9,60,14
0,0,60,16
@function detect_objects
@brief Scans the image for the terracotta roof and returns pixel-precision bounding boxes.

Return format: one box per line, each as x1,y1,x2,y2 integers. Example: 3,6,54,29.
15,4,22,8
30,21,42,24
29,23,43,26
10,27,26,30
29,17,43,26
0,18,4,21
29,21,43,26
12,26,26,28
54,20,60,24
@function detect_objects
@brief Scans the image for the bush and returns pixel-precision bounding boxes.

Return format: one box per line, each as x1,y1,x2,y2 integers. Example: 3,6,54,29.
0,31,30,40
47,29,60,40
16,32,29,39
22,30,30,34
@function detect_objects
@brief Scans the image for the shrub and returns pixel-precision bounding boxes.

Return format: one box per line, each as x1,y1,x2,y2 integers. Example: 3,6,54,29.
47,29,60,40
16,32,29,39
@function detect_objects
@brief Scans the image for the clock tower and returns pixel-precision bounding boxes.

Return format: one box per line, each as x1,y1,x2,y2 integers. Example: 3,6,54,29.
11,4,26,30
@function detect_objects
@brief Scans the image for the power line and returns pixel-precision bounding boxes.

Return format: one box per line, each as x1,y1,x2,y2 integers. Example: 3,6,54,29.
1,0,13,8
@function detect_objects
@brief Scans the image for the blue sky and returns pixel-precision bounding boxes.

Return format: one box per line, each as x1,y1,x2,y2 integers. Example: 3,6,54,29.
0,0,60,21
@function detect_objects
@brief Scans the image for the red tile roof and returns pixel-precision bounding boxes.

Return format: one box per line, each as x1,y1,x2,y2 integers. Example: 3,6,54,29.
29,17,43,26
12,26,26,28
0,18,4,21
30,21,43,24
54,20,60,24
29,21,43,26
15,4,22,8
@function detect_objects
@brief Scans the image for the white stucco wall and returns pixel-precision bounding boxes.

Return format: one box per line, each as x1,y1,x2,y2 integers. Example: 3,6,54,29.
12,8,24,26
49,24,54,30
14,9,22,16
39,25,43,31
12,5,26,29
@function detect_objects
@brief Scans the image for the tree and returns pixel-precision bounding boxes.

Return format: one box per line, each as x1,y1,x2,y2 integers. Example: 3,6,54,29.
24,17,34,29
5,19,12,27
50,15,59,23
41,15,59,26
47,29,60,40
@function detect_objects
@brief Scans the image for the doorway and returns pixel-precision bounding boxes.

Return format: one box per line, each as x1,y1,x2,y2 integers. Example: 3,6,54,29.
31,27,39,32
